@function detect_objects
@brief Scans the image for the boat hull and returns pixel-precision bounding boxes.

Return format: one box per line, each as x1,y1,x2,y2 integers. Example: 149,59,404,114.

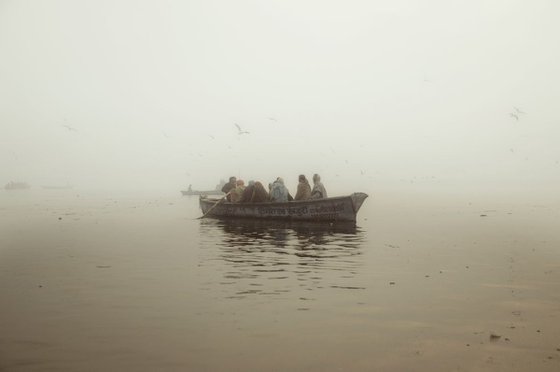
199,193,368,222
4,182,30,190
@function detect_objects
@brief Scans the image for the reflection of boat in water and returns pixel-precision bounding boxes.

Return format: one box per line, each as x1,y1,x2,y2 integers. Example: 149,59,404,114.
209,218,358,235
199,193,368,222
210,218,359,248
199,217,365,291
4,181,30,190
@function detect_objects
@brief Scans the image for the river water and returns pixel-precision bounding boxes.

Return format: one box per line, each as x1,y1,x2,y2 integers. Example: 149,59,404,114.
1,189,559,371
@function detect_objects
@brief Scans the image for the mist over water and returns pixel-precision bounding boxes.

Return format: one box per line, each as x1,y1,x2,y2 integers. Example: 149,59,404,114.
1,1,560,371
1,0,559,198
1,189,559,371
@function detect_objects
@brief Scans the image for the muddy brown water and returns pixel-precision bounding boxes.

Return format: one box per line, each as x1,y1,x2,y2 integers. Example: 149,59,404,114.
1,189,559,371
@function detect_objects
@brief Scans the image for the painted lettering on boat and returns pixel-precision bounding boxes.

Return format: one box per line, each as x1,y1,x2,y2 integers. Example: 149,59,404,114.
256,203,345,217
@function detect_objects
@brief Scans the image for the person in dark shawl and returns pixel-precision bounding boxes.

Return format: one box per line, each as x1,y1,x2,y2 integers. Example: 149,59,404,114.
240,181,269,203
251,182,269,202
221,176,237,201
239,180,256,203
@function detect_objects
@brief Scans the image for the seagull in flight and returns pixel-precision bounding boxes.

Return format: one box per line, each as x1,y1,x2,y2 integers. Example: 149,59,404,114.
62,124,78,132
513,107,526,115
509,106,527,121
60,116,77,132
234,123,250,135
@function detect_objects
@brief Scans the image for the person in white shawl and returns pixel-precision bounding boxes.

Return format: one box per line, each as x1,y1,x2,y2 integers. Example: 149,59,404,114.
311,174,327,199
269,177,292,202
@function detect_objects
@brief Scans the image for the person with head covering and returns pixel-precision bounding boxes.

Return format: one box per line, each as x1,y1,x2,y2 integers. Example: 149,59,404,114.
230,179,246,203
239,181,255,203
311,173,327,199
221,176,237,201
269,177,293,202
240,181,269,203
253,181,269,203
294,174,311,201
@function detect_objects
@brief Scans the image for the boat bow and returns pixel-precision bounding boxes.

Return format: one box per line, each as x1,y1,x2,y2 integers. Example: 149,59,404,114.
350,192,368,213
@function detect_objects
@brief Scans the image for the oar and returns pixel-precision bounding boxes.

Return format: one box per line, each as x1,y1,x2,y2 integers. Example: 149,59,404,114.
197,191,231,219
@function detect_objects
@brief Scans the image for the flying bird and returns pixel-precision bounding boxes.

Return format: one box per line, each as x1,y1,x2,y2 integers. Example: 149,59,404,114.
509,106,527,121
62,124,77,132
513,107,526,115
234,123,250,135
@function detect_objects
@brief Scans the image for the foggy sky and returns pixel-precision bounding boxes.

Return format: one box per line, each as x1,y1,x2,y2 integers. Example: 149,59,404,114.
1,0,559,196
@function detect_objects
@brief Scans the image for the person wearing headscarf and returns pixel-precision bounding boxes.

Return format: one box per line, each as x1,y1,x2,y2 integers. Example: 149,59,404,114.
240,181,269,203
269,177,292,202
252,181,269,202
310,173,327,199
230,179,246,203
240,181,254,203
294,174,311,201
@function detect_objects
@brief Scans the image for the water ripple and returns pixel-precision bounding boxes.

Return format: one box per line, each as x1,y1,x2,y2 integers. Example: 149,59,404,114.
198,219,366,299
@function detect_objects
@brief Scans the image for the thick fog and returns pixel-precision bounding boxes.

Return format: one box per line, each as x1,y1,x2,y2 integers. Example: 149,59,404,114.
1,0,559,197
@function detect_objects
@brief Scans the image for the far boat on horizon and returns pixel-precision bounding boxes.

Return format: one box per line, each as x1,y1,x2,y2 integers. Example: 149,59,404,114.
41,184,73,190
4,181,30,190
181,184,224,196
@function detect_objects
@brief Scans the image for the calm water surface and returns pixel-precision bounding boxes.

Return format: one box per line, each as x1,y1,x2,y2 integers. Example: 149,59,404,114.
198,218,366,300
1,189,559,371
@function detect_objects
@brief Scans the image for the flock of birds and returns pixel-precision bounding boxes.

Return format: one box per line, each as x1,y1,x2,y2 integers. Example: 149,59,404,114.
59,107,527,138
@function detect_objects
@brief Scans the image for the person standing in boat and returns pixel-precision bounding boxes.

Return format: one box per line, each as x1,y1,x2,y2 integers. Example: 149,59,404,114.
221,176,237,201
311,173,327,199
230,179,246,203
269,177,293,202
294,174,311,201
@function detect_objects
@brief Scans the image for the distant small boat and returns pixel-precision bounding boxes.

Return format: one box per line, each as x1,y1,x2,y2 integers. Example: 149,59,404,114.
181,189,224,196
4,181,30,190
42,185,73,190
199,193,368,222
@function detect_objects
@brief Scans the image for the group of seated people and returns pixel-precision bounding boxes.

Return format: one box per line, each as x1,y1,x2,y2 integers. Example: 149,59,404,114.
221,174,327,203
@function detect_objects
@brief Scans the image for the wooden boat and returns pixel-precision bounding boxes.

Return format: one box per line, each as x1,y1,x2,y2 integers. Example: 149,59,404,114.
199,193,368,222
181,189,224,196
42,185,73,190
4,181,30,190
